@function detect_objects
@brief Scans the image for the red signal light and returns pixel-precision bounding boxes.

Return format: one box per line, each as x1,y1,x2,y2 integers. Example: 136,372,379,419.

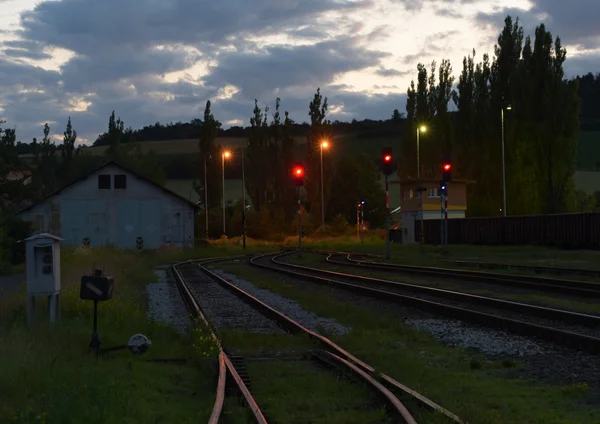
294,167,304,177
443,164,451,171
384,155,392,162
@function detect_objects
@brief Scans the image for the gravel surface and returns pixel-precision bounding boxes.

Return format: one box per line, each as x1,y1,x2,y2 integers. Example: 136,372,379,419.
146,269,191,335
249,259,600,386
208,267,351,336
178,267,284,334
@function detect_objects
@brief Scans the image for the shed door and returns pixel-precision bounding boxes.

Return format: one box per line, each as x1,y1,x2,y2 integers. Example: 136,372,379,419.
61,199,88,246
116,198,162,249
139,199,161,249
116,199,139,249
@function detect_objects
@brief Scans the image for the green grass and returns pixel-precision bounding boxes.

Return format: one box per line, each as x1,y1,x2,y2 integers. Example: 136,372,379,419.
247,360,391,424
284,236,600,269
0,244,282,424
213,261,600,424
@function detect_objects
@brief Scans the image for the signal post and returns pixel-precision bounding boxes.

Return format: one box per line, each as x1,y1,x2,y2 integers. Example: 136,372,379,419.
381,147,396,259
292,165,305,256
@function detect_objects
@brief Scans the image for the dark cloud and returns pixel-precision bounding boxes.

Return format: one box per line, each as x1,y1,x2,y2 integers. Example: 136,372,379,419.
476,1,600,49
17,0,370,55
2,48,51,60
203,37,388,100
376,67,410,77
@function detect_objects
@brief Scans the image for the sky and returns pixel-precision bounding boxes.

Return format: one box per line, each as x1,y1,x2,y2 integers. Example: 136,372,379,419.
0,0,598,145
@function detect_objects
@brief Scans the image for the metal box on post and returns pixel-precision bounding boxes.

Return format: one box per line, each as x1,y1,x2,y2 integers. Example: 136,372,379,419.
25,233,63,326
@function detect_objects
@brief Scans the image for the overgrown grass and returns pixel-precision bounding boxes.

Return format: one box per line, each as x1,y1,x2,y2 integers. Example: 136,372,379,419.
213,262,600,424
0,246,230,424
247,360,391,424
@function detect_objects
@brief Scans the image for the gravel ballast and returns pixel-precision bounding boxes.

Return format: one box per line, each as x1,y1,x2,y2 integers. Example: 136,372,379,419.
146,269,191,335
178,267,284,334
208,267,351,336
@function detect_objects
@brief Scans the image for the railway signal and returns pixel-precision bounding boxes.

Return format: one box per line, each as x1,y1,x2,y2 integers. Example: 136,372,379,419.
292,164,305,256
381,147,396,259
381,147,396,176
442,163,452,182
293,165,305,187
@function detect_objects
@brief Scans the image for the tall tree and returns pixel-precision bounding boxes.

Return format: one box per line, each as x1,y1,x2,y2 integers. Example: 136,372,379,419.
306,88,332,227
105,111,125,160
195,100,222,210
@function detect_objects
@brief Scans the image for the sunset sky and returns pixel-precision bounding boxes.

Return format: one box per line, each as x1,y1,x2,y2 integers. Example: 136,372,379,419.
0,0,598,144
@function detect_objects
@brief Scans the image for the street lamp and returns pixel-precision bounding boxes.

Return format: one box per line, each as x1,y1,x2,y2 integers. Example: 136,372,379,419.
320,140,329,231
501,105,511,217
416,125,427,179
203,153,210,239
222,150,231,236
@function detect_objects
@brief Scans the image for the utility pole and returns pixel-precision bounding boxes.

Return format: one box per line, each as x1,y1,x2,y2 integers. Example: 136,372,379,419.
241,146,246,249
204,154,209,239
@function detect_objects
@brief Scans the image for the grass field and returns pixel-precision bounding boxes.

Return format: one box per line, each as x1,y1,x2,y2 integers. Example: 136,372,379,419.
0,244,281,424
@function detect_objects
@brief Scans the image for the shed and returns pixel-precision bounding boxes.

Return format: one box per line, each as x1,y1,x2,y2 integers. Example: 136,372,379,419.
16,161,199,249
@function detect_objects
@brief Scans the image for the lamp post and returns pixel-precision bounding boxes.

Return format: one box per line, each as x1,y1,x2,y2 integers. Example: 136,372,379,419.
416,125,427,179
320,140,329,231
203,153,209,239
222,150,231,236
241,146,247,249
501,105,511,217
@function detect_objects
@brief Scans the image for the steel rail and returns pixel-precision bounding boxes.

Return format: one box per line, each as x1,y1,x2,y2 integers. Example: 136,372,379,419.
447,260,600,279
246,253,465,422
312,350,418,424
193,258,426,423
319,254,600,327
340,254,600,298
251,251,600,354
172,258,268,424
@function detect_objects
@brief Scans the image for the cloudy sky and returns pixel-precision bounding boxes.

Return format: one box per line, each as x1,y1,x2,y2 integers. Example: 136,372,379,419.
0,0,598,145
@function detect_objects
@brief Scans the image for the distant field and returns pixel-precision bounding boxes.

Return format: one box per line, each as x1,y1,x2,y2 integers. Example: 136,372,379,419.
577,131,600,170
165,176,402,210
18,137,306,158
165,178,245,204
573,171,600,195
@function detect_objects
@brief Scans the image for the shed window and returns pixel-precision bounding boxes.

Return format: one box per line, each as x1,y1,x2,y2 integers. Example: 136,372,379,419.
98,174,111,189
114,174,127,189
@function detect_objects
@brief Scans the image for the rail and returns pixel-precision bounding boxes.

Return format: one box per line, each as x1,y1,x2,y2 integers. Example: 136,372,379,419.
171,257,268,424
248,252,465,422
252,250,600,354
341,254,600,298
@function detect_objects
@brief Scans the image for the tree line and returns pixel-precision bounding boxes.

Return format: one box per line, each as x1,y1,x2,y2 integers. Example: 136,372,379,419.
402,16,591,216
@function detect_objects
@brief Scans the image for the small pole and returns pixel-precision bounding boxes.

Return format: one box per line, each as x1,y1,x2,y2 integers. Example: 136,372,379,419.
440,185,444,248
356,204,360,241
241,146,247,249
360,205,364,244
420,190,424,249
297,187,302,256
443,192,449,253
385,175,390,259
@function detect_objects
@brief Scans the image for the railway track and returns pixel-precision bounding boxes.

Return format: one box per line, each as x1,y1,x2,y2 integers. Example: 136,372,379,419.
331,253,600,298
172,256,463,424
447,259,600,279
249,251,600,354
